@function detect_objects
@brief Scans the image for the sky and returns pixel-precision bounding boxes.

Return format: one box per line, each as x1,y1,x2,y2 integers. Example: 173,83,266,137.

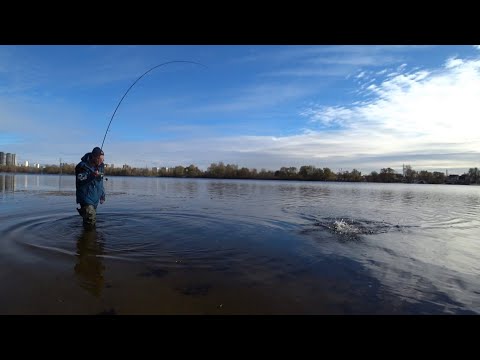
1,45,480,174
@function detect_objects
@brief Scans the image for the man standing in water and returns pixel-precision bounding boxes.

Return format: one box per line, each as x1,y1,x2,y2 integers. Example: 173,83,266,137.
75,147,106,228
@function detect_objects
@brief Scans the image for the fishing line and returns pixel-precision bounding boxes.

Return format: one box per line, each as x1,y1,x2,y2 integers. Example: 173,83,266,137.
100,60,207,150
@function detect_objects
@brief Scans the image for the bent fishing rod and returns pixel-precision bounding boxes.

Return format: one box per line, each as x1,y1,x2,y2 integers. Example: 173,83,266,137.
100,60,207,151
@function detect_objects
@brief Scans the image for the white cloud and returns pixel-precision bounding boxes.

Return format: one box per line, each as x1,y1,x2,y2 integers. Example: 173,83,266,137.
301,106,354,127
356,71,366,79
297,55,480,172
445,57,464,69
474,45,480,50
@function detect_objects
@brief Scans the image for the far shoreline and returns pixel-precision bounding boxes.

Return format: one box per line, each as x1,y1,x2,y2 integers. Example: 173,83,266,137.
1,170,477,186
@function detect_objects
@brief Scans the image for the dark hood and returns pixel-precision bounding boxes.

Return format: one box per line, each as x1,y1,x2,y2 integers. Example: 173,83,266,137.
81,152,92,162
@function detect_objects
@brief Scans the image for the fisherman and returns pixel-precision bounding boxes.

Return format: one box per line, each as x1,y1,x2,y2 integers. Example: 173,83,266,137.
75,147,106,228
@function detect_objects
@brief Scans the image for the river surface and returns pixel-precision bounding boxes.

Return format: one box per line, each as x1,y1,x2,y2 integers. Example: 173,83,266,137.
1,173,479,314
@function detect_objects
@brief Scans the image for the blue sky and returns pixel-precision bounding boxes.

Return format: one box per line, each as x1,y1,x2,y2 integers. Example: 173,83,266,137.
1,45,480,174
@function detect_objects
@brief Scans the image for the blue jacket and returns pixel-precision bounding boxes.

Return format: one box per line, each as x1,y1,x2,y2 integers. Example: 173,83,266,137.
75,152,106,207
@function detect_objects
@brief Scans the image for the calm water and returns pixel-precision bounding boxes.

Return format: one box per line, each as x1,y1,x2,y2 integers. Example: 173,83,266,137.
1,173,479,314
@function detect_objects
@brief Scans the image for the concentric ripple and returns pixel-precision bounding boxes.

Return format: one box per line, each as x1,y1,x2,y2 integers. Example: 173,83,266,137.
1,208,298,275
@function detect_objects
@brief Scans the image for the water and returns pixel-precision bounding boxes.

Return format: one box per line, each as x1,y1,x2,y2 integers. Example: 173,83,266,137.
1,173,479,314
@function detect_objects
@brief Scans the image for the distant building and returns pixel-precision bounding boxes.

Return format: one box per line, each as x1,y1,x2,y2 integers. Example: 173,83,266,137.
24,160,29,167
5,153,12,165
446,174,459,184
1,152,16,165
34,163,40,169
459,174,470,185
152,167,159,172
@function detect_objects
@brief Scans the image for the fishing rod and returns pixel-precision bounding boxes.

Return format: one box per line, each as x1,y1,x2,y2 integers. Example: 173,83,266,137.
100,60,207,150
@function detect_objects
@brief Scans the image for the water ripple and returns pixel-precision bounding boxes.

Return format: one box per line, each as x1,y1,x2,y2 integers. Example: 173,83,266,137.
1,209,296,275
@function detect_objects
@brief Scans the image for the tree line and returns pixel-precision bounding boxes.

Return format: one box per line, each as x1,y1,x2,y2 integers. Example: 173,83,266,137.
2,162,479,184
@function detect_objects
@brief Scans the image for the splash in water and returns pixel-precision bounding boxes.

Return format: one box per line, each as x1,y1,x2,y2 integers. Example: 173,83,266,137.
332,219,360,236
307,217,405,240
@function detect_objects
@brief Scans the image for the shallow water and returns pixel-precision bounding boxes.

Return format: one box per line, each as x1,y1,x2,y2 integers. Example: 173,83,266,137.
1,173,479,314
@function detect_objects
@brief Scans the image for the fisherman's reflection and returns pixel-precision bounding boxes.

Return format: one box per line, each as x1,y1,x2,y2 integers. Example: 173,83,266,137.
74,228,105,297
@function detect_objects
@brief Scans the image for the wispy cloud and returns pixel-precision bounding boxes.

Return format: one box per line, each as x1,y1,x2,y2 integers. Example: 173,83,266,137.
193,83,312,113
249,45,410,80
306,54,399,67
261,66,349,78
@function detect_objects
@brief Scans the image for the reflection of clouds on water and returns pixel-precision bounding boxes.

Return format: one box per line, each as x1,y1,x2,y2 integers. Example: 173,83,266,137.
74,229,105,298
362,252,480,314
301,215,480,314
